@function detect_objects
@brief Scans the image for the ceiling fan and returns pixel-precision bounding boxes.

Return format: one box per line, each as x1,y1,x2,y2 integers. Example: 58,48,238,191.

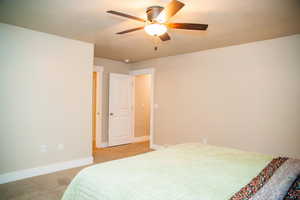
107,0,208,42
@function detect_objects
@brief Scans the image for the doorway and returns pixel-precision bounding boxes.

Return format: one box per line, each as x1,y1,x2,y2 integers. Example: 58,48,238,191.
92,66,104,155
130,68,155,148
106,68,155,148
133,74,151,143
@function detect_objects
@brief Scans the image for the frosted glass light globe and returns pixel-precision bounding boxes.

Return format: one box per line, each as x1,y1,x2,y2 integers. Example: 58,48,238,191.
144,24,167,36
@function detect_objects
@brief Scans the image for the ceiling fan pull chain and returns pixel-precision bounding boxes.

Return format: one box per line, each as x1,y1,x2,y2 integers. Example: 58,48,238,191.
153,36,160,51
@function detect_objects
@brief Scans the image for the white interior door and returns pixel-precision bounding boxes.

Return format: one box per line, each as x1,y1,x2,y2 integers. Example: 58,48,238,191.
108,73,133,146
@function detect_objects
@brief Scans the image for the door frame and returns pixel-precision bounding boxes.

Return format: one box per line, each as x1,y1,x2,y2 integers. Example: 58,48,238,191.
129,68,155,148
93,65,104,148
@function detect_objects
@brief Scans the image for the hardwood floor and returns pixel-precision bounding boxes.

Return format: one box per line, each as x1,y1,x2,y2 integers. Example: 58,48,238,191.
0,141,151,200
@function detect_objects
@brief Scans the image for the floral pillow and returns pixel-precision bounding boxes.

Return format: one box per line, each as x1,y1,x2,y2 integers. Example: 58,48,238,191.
284,175,300,200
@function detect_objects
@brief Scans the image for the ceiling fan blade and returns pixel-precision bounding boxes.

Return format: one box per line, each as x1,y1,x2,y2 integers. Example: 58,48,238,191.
168,23,208,30
107,10,146,22
116,27,144,34
159,32,171,41
156,0,185,22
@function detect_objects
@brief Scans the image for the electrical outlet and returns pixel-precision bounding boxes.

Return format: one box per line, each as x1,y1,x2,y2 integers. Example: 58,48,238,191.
57,144,64,151
202,138,207,144
40,145,48,153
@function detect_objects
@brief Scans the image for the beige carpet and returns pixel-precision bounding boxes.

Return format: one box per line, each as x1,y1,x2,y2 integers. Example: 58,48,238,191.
0,141,151,200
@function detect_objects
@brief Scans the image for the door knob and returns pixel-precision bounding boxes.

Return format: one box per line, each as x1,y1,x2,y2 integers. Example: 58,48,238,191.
110,113,114,116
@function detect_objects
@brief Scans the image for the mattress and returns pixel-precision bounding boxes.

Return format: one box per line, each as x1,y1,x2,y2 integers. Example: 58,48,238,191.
62,143,299,200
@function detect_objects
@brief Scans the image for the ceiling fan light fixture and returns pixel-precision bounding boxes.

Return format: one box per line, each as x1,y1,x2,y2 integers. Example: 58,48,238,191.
107,0,208,43
144,23,167,36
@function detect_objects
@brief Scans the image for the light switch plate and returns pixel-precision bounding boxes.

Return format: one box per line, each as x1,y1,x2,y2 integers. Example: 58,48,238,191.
57,144,64,151
40,145,48,153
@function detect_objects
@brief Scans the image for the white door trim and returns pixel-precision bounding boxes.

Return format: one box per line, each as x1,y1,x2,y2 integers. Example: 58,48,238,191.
129,68,155,148
93,65,104,148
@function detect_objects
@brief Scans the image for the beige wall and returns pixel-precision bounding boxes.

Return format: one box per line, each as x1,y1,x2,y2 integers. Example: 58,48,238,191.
0,23,94,174
134,75,151,137
94,57,130,143
131,34,300,159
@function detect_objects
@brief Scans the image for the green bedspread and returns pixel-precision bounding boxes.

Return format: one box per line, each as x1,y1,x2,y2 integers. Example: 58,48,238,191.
62,143,272,200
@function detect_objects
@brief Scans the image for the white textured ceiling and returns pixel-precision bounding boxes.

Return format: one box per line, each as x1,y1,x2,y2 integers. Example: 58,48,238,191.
1,0,300,62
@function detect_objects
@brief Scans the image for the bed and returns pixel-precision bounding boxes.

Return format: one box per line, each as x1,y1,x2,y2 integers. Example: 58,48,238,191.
62,143,300,200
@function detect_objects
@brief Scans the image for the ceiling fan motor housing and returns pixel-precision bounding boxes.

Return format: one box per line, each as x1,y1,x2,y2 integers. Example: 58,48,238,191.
146,6,163,22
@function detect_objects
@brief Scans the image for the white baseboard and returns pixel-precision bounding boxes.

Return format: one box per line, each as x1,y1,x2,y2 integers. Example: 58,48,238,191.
99,137,149,148
0,156,93,184
150,144,164,150
99,142,108,148
133,136,149,143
